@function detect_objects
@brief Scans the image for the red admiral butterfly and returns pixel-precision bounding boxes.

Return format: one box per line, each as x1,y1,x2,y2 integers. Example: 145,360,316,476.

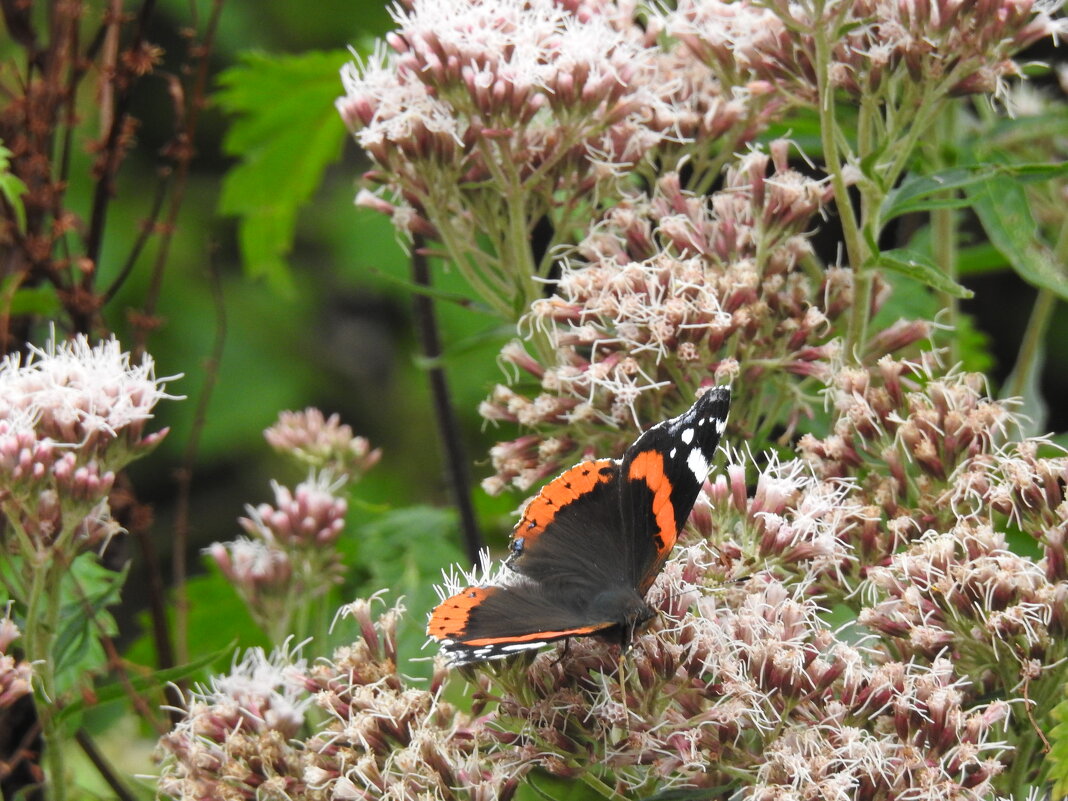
428,387,731,666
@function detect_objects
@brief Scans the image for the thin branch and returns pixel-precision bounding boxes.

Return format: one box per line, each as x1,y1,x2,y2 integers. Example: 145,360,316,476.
411,235,485,566
134,527,185,722
172,255,227,667
73,730,138,801
82,0,160,310
102,166,171,304
139,0,226,328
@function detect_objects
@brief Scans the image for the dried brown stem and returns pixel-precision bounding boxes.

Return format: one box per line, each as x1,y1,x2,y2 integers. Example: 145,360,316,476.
411,236,485,566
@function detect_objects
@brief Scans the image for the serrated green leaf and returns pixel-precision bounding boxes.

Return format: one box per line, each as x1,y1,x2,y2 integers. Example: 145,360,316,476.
882,162,1068,223
866,248,974,299
53,554,128,695
216,49,356,294
968,176,1068,301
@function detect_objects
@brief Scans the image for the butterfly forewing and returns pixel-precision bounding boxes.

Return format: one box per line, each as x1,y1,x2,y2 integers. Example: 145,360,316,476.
620,387,731,591
504,459,633,589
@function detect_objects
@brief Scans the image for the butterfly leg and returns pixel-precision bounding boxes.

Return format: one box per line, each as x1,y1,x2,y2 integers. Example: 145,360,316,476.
550,637,572,667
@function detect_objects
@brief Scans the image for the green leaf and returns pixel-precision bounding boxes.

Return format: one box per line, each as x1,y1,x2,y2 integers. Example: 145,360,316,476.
0,141,27,233
8,285,62,316
955,242,1007,277
55,643,236,728
1050,692,1068,798
53,554,128,696
866,248,974,299
123,570,268,670
882,162,1068,223
343,506,466,678
216,49,354,294
967,176,1068,301
986,110,1068,150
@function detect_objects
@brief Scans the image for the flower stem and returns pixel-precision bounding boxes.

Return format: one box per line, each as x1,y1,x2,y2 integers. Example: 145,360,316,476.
810,2,869,358
1005,218,1067,401
930,106,959,358
23,555,68,801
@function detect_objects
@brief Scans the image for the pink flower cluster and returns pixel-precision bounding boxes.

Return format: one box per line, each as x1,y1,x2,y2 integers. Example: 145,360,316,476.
208,472,350,639
156,645,313,801
336,0,782,316
241,475,349,549
157,599,525,801
665,0,1064,101
0,610,31,709
207,409,378,641
264,408,381,478
479,149,930,493
337,0,668,234
0,333,175,550
472,555,1012,798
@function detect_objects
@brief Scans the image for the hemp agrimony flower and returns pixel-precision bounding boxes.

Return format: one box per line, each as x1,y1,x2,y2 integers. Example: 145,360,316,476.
265,407,381,477
0,609,31,710
336,0,771,318
207,410,379,643
0,332,177,801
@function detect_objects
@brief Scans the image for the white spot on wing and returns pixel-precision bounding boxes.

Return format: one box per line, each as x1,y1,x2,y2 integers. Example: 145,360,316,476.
681,428,695,444
502,641,547,652
687,447,709,482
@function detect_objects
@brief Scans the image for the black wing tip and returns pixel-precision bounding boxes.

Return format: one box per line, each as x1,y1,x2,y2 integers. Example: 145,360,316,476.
700,385,731,405
695,385,731,418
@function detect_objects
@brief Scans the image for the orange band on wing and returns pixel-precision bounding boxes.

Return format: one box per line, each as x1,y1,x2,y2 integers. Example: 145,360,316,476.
461,623,611,647
627,450,677,557
516,459,616,542
427,586,494,639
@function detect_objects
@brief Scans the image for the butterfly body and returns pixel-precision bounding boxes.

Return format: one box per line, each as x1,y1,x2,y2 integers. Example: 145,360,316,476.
428,387,731,665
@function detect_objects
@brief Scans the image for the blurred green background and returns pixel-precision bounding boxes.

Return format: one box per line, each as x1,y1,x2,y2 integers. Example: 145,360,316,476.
3,0,1068,787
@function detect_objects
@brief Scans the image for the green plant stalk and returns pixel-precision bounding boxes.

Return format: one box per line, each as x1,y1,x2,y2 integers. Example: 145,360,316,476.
931,201,959,343
1004,218,1067,401
22,552,68,801
929,106,960,359
431,215,513,319
580,768,624,799
809,3,869,359
1005,288,1056,402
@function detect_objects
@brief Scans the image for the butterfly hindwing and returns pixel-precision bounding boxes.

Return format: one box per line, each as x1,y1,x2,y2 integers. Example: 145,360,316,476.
427,581,617,664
